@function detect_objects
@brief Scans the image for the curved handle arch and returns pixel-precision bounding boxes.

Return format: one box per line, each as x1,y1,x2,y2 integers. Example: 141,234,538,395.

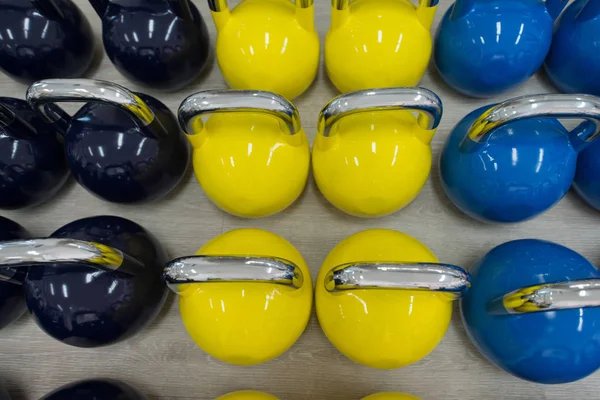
318,87,443,138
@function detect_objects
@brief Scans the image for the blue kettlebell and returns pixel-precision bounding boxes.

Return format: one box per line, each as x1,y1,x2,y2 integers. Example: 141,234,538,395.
42,379,145,400
573,137,600,211
0,98,68,209
0,217,29,331
0,0,95,83
90,0,210,91
434,0,568,98
26,78,189,204
0,216,168,348
545,0,600,95
440,93,600,223
462,239,600,384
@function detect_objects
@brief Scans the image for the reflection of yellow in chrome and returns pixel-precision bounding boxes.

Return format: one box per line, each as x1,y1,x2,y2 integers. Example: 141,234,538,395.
187,112,309,218
211,0,320,99
326,0,437,93
316,229,452,369
362,393,422,400
313,110,435,217
178,229,313,365
216,391,279,400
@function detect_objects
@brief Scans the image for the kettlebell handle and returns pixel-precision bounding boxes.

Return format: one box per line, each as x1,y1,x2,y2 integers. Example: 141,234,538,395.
178,90,302,136
208,0,313,12
461,93,600,152
324,262,470,298
0,238,144,284
487,279,600,315
163,255,304,293
26,79,166,139
318,87,443,138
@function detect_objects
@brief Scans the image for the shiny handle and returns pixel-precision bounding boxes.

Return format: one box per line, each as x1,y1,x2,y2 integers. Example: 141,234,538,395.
163,255,304,293
26,79,165,138
487,279,600,315
208,0,312,11
0,238,143,283
318,87,443,138
178,90,302,136
460,93,600,152
324,262,470,298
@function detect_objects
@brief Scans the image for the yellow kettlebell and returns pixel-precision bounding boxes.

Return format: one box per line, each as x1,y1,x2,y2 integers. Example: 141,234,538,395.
217,391,279,400
362,394,421,400
163,228,313,365
178,90,310,218
312,87,442,217
209,0,320,99
326,0,438,93
316,229,470,369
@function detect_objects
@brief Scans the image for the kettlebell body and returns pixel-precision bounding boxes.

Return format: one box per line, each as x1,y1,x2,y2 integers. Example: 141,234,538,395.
574,138,600,210
0,0,95,83
0,217,29,330
217,392,279,400
41,379,146,400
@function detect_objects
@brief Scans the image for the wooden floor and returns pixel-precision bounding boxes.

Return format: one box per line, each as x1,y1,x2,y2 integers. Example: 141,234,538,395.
1,0,599,399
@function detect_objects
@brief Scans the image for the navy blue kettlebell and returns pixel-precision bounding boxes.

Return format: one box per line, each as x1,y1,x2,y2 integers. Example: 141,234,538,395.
90,0,211,91
0,0,95,83
0,216,168,348
26,79,190,204
0,98,68,209
42,379,145,400
0,217,29,331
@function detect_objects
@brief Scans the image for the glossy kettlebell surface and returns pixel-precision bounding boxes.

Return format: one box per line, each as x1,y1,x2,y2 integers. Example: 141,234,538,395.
0,217,29,330
362,394,421,400
164,228,312,365
325,0,437,93
316,229,469,369
0,97,68,209
27,79,190,204
0,0,95,83
92,0,210,91
210,0,319,99
216,391,279,400
41,379,146,400
179,90,309,218
461,239,600,384
574,138,600,211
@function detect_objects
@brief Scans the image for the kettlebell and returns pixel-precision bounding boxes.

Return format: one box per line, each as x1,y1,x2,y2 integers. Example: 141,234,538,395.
0,217,29,330
362,394,421,400
217,392,279,400
26,79,189,204
316,229,470,369
325,0,438,93
0,0,95,83
208,0,319,99
41,379,146,400
163,228,312,365
462,239,600,384
0,98,68,209
434,0,569,97
313,87,442,217
440,93,600,223
90,0,211,91
179,90,309,218
545,0,600,96
0,216,168,347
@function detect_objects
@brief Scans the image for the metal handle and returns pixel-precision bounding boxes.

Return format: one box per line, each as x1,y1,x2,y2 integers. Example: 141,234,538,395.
324,262,470,298
0,238,142,283
26,79,161,135
209,0,313,11
487,279,600,315
332,0,437,10
178,90,302,136
463,93,600,147
163,255,304,294
318,87,443,138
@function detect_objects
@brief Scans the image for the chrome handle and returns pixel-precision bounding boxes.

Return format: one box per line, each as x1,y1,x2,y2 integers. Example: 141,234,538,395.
318,87,443,137
178,89,302,136
163,255,304,293
487,279,600,315
324,262,470,298
465,94,600,144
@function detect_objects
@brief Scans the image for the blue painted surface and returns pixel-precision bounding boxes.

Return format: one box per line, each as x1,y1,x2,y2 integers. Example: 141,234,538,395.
434,0,561,98
0,98,69,209
461,239,600,384
0,217,28,331
574,137,600,211
24,216,168,348
92,0,210,91
545,0,600,95
0,0,95,83
440,105,584,223
60,92,189,204
42,379,145,400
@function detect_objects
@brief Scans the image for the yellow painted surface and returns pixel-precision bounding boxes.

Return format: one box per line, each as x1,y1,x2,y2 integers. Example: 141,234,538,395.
216,391,280,400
